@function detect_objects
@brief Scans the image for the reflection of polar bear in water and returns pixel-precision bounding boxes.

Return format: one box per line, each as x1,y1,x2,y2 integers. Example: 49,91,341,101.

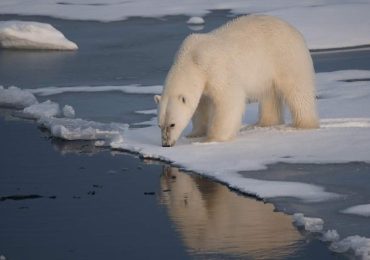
155,15,319,147
160,166,301,258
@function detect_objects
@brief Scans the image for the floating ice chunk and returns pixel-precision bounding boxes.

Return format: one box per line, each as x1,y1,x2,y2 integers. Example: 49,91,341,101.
330,235,370,259
187,16,205,25
38,117,128,145
0,255,6,260
0,21,78,50
63,105,75,118
22,100,60,119
321,230,340,242
292,213,324,232
0,86,38,109
341,204,370,217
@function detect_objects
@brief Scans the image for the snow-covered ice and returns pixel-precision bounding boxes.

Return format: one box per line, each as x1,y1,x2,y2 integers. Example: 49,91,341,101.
292,213,324,232
38,117,128,145
342,204,370,217
0,21,78,50
330,236,370,259
187,16,205,25
1,1,370,49
22,100,60,119
0,86,38,109
63,105,75,118
321,230,340,242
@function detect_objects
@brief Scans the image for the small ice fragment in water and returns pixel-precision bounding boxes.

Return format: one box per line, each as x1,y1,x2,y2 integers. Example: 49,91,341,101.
0,20,78,50
292,213,324,232
0,255,6,260
63,105,75,118
0,86,38,108
330,235,370,259
322,229,340,242
22,100,60,119
38,117,128,145
187,16,205,25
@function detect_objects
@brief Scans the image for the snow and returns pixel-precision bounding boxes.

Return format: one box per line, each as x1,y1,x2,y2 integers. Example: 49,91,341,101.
63,105,75,118
330,236,370,259
187,16,205,25
292,213,324,232
28,85,163,96
1,1,370,49
342,204,370,217
22,100,60,119
0,21,78,50
0,86,38,109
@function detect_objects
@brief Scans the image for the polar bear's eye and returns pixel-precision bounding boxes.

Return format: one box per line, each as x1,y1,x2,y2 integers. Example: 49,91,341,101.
170,123,176,128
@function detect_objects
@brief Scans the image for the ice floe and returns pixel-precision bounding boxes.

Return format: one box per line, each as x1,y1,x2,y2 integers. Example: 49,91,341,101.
62,105,75,118
0,1,370,49
342,204,370,217
0,86,38,108
330,235,370,259
321,230,340,242
292,213,324,232
0,21,78,50
187,16,205,25
22,100,60,119
38,117,128,145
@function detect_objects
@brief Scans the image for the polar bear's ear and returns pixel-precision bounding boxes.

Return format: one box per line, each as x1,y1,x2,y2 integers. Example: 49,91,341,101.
154,95,161,104
179,95,186,104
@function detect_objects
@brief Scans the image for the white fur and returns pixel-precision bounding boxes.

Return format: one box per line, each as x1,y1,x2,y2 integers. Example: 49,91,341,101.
156,15,319,146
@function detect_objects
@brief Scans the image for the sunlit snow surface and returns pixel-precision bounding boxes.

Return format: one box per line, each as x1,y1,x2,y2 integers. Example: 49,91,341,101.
1,1,370,49
0,21,78,50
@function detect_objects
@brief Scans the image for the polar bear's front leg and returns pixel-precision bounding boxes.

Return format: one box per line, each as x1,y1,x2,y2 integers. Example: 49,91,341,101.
205,95,245,142
187,96,210,138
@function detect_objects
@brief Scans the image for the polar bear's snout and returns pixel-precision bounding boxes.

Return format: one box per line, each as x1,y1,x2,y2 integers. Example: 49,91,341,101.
161,126,176,147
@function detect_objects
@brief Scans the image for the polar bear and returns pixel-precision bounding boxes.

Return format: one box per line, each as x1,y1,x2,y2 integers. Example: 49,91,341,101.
155,15,319,147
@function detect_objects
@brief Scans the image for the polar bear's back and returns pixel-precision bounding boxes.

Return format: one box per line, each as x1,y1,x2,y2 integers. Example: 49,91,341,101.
185,15,314,97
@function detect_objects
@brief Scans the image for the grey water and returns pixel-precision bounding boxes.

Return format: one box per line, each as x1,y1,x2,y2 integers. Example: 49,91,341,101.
0,10,369,259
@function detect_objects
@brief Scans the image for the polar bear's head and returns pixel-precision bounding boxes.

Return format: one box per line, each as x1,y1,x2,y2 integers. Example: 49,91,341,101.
154,94,195,147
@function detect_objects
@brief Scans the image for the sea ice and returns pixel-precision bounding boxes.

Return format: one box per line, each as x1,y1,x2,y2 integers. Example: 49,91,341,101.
38,117,128,145
321,230,340,242
0,21,78,50
0,86,38,109
187,16,205,25
22,100,60,119
341,204,370,217
63,105,75,118
292,213,324,232
330,235,370,260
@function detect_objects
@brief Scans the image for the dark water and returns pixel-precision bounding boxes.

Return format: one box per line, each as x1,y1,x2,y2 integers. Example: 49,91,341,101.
0,117,342,260
0,11,367,259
